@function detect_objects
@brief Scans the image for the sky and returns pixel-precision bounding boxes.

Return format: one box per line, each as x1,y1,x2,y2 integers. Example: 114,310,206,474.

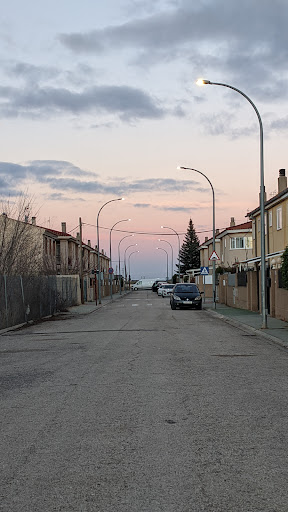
1,0,288,279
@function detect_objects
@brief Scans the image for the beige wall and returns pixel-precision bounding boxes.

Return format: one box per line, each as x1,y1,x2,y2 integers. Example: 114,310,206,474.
219,233,253,267
218,271,258,312
200,230,252,270
253,197,288,257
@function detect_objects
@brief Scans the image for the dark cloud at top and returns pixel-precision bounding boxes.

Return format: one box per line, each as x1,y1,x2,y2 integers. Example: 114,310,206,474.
58,0,288,100
59,0,288,56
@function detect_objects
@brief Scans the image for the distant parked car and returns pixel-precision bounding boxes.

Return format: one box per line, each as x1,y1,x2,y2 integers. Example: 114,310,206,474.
160,284,174,297
152,280,166,292
157,282,167,296
170,283,203,310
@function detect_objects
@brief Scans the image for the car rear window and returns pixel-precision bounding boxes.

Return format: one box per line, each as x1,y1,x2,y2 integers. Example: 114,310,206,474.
174,284,199,293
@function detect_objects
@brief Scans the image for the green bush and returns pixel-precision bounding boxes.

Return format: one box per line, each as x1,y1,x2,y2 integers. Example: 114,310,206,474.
281,246,288,289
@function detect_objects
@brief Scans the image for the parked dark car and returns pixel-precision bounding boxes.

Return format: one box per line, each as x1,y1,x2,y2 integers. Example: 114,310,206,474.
152,280,166,292
170,283,203,310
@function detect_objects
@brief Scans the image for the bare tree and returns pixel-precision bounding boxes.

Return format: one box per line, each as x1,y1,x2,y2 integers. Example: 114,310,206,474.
0,195,43,275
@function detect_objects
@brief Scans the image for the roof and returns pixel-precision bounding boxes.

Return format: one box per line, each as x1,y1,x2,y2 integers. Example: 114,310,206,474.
44,227,71,237
247,187,288,217
199,221,252,248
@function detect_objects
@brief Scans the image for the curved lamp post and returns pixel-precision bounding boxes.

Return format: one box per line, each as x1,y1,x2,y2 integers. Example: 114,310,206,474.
157,247,169,282
118,234,134,295
158,239,173,281
109,218,131,299
161,226,180,282
178,166,216,309
124,243,138,282
196,78,267,328
128,250,140,284
97,197,124,304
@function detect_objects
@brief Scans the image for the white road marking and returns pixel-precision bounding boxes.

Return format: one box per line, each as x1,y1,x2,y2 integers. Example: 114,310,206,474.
132,304,139,307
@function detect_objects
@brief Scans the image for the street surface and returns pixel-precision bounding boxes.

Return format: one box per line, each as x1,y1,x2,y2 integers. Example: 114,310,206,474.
1,290,288,511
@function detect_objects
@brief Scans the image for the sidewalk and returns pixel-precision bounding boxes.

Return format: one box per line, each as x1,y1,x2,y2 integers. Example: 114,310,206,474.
67,289,131,315
203,301,288,349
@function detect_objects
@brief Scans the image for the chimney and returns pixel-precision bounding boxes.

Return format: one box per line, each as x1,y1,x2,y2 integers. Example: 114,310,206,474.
230,217,235,227
216,229,219,235
61,222,67,233
205,236,208,242
278,168,287,194
76,232,80,241
88,240,91,247
31,217,36,225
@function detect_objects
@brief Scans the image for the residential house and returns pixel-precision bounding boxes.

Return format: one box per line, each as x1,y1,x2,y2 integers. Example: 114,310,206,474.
247,168,288,269
0,215,111,300
199,218,253,271
196,218,252,297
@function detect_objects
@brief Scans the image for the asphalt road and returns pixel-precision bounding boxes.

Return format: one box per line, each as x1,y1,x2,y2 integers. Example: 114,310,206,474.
1,290,288,511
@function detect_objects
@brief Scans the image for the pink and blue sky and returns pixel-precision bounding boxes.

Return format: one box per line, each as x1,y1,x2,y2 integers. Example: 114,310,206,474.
1,0,288,278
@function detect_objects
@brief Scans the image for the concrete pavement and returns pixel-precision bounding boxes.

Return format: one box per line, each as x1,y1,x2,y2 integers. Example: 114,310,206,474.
204,301,288,349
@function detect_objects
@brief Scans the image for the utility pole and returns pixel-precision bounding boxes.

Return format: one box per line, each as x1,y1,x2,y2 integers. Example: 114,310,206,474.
79,217,84,304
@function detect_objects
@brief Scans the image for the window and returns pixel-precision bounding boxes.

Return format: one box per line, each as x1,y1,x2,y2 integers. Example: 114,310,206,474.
269,211,272,227
277,207,282,230
258,219,261,232
230,237,252,249
230,237,244,249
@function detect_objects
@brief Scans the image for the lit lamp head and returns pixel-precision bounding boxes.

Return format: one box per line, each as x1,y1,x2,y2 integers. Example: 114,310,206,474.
196,78,211,86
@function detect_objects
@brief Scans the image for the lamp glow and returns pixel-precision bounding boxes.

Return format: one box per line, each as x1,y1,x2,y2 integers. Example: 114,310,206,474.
196,78,211,86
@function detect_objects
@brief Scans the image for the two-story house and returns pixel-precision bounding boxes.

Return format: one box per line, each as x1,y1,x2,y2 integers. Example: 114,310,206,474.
199,218,253,271
0,215,110,300
247,169,288,269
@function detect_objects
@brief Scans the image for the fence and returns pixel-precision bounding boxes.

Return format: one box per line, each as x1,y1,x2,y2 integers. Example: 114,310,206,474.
0,274,81,330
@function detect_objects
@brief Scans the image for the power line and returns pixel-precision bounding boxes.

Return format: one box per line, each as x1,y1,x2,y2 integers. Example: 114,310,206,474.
81,222,221,236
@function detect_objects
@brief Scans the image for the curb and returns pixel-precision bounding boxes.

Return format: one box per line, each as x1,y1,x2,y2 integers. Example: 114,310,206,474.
204,307,288,350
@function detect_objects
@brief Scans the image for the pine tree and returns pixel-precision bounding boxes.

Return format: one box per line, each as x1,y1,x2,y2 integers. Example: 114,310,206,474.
177,219,200,274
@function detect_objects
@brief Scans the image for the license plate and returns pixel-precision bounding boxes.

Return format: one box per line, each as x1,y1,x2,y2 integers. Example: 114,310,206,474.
184,301,192,304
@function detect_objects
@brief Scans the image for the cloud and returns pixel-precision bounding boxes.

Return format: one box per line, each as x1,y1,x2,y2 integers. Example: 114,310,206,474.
133,203,151,208
58,0,288,99
0,84,166,121
48,193,85,202
156,205,198,212
199,112,258,139
0,159,211,198
269,116,288,132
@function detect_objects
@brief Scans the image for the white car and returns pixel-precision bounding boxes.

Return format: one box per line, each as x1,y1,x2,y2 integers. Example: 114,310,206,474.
160,284,175,297
157,283,167,297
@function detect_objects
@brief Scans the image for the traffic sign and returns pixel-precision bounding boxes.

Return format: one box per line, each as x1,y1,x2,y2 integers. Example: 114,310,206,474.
108,267,114,274
200,266,209,275
209,251,220,261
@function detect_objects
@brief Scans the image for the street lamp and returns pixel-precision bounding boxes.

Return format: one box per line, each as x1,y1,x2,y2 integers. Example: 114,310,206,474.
197,78,267,328
97,197,124,304
161,226,181,282
178,166,216,309
128,250,140,284
158,239,173,281
124,244,138,281
118,234,134,295
109,218,131,299
156,247,169,282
